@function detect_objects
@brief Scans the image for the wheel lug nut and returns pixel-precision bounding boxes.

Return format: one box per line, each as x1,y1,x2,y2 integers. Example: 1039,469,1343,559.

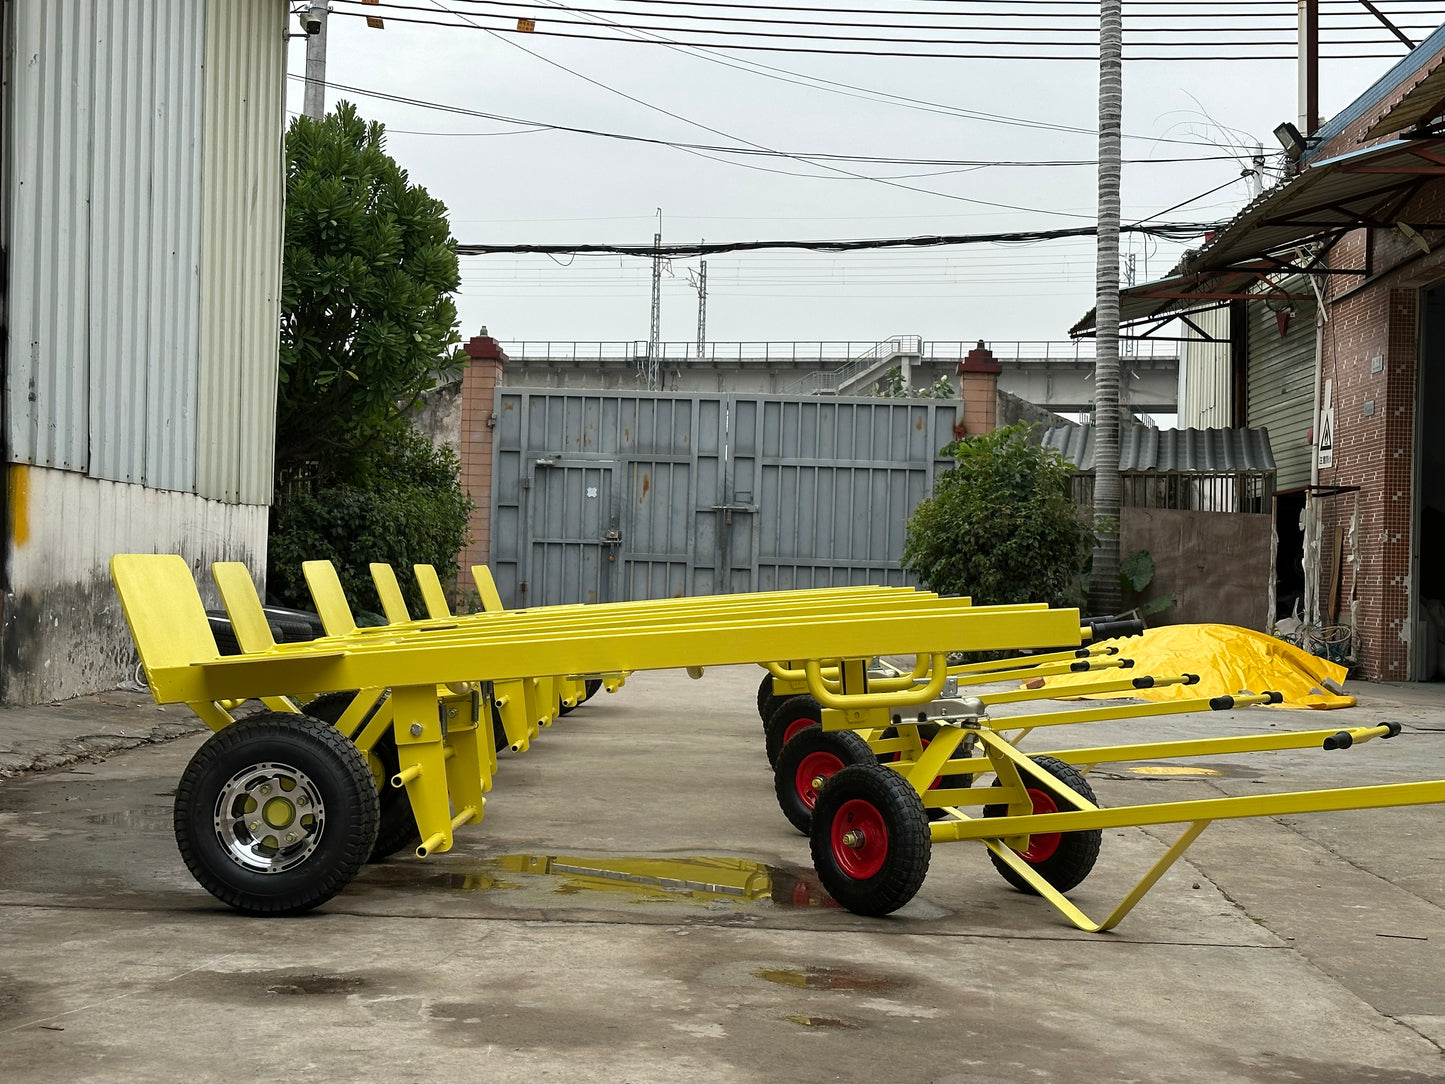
259,785,271,795
285,833,296,843
842,830,865,849
811,777,826,790
249,822,260,831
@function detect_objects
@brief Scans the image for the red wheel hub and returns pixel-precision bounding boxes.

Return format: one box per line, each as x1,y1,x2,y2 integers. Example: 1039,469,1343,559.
783,717,817,747
830,798,889,879
1017,788,1061,862
795,751,843,809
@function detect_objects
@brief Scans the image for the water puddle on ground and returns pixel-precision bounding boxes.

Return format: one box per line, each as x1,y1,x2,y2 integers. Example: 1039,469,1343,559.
362,853,842,909
82,805,172,828
753,966,907,993
781,1014,862,1030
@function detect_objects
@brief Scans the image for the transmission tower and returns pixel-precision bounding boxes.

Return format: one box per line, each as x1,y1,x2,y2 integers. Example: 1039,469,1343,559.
645,210,663,390
688,247,708,360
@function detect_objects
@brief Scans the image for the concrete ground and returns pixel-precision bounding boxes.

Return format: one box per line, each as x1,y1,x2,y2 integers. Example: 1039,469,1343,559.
0,668,1442,1083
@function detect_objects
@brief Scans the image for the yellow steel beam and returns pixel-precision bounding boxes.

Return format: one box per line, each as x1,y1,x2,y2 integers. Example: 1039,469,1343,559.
931,779,1445,842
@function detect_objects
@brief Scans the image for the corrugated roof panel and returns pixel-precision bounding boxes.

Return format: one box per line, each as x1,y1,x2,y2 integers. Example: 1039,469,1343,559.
1362,53,1445,139
196,0,285,506
1040,426,1276,475
8,0,96,471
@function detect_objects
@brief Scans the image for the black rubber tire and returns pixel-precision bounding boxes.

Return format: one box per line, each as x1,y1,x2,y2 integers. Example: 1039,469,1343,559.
773,726,875,835
173,713,380,915
764,695,823,768
810,763,931,918
757,676,789,730
303,692,418,862
982,755,1102,895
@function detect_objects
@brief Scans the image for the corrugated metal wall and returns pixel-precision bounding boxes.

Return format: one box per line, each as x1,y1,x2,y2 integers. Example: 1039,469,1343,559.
8,0,97,471
1246,285,1317,491
196,0,284,506
492,390,955,607
1180,306,1233,429
5,0,282,503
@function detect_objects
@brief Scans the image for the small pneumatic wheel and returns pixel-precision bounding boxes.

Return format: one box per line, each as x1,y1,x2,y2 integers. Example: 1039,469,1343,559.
809,763,931,917
982,755,1102,895
304,692,418,862
173,713,381,915
764,695,823,768
773,726,875,834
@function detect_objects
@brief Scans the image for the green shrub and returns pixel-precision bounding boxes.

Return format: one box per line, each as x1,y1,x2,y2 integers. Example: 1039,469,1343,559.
902,424,1092,608
269,430,472,617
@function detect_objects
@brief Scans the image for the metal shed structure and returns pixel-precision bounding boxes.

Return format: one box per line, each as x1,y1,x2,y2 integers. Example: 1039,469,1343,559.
1039,426,1277,514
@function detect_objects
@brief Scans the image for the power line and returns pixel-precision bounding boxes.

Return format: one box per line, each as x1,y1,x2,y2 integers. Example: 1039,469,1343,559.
327,12,1414,58
455,224,1218,257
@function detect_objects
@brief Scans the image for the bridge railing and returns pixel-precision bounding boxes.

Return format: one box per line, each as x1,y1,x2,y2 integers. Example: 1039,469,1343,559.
501,338,1178,363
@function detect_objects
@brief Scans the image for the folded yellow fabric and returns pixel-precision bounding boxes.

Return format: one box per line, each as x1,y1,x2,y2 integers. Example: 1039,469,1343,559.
1034,623,1355,709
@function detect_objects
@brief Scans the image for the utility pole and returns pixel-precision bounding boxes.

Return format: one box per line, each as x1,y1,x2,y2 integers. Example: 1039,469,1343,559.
645,209,663,390
1089,0,1124,616
302,3,329,120
688,246,708,360
1298,0,1319,135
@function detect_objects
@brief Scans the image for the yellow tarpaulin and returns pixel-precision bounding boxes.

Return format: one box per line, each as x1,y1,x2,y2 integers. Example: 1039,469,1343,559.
1036,623,1355,709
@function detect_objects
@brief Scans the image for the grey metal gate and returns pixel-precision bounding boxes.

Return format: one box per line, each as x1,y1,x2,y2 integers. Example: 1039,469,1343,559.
490,390,957,608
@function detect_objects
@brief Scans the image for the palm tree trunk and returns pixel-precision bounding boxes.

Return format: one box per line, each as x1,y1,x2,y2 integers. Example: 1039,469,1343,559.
1089,0,1124,615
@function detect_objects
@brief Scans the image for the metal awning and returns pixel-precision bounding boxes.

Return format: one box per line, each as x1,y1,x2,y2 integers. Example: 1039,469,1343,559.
1072,135,1445,337
1362,54,1445,140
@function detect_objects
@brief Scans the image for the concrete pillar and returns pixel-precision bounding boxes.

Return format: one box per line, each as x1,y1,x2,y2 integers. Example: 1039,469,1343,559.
455,332,508,605
955,341,1002,437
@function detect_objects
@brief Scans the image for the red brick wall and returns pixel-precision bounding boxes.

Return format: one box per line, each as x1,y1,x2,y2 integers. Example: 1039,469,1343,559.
455,335,507,605
1317,174,1445,677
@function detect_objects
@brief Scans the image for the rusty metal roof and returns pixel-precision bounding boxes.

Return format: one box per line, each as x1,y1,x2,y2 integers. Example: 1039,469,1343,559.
1040,426,1276,475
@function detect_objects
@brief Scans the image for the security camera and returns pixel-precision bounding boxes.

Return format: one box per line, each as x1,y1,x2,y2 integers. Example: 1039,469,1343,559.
300,4,324,35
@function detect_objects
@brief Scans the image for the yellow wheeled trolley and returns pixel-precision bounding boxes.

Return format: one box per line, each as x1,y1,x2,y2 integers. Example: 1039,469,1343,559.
111,554,1445,928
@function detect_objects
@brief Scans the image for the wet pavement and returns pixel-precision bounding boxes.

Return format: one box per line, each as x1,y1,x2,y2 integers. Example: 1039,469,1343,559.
0,667,1442,1082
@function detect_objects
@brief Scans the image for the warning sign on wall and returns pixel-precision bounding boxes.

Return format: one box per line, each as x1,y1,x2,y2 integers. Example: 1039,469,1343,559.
1317,378,1334,469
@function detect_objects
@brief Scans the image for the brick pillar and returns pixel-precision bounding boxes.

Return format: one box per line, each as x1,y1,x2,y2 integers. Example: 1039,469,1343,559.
955,341,1002,437
456,332,508,604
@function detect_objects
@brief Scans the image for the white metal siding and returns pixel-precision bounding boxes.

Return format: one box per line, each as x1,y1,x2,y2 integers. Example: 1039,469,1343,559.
6,0,282,503
88,0,204,490
8,0,96,471
1180,306,1232,428
1246,286,1317,491
196,0,285,506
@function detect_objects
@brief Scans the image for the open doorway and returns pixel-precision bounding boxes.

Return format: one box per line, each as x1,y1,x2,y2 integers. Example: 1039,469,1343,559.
1274,489,1306,623
1415,282,1445,680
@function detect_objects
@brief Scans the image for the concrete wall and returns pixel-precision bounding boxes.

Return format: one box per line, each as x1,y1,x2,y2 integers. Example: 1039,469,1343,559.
1120,507,1273,631
4,466,267,703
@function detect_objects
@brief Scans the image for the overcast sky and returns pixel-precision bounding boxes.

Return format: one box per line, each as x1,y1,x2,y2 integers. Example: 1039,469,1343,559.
285,1,1435,350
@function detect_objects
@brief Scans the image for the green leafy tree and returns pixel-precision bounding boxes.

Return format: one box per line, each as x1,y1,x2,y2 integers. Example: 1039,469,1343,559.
270,104,472,608
278,101,463,476
902,424,1093,608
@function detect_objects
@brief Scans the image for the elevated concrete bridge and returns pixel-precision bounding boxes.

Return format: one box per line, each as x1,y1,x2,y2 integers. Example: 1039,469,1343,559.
498,337,1179,414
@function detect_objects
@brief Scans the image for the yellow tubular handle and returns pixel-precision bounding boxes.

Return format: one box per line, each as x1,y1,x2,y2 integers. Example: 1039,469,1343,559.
804,654,949,709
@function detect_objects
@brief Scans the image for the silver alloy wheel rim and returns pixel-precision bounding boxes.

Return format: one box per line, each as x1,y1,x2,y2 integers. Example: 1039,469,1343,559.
213,761,326,873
